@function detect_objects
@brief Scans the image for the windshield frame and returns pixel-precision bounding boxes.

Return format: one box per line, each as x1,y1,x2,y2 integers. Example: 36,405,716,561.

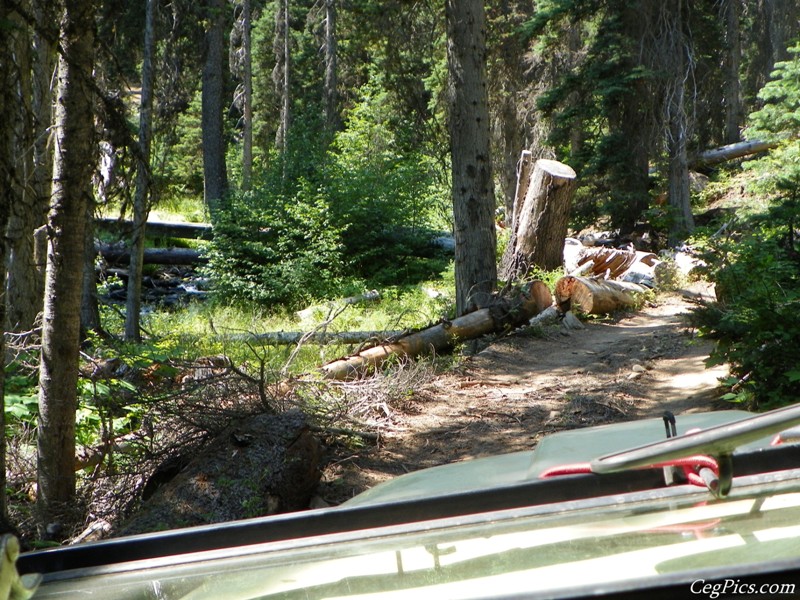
19,443,800,599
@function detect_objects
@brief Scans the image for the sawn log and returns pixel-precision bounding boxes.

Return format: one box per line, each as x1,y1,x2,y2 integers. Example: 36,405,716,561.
320,281,553,380
555,275,648,315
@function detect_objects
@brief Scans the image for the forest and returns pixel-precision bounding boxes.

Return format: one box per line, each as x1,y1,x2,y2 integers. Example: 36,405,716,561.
1,0,800,545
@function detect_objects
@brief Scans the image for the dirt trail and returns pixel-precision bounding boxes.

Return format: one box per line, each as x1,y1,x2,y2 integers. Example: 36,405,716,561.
319,285,729,504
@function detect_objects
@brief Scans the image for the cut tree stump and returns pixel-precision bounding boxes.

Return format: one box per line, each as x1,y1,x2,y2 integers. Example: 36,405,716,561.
320,281,552,380
555,275,648,315
501,158,577,279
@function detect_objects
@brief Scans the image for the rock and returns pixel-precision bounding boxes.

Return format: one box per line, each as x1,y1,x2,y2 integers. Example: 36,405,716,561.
118,410,322,535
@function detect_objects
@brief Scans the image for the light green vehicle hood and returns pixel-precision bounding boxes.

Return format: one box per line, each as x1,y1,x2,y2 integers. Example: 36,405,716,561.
345,410,761,507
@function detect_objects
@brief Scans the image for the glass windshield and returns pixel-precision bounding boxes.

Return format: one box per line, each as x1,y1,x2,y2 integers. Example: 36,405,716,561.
32,476,800,600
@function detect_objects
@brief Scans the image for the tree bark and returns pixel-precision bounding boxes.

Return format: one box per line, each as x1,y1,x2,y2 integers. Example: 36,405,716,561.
321,281,552,380
241,0,253,190
80,202,102,336
509,150,533,234
97,245,206,266
6,4,49,333
0,0,17,522
722,0,742,144
38,0,95,530
501,158,577,279
663,1,693,246
690,140,778,169
95,218,212,239
446,0,497,316
323,0,341,132
273,0,291,152
554,275,647,315
202,0,228,214
126,0,157,342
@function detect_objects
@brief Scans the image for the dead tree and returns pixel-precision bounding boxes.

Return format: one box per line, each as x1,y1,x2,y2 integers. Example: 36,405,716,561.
320,281,552,380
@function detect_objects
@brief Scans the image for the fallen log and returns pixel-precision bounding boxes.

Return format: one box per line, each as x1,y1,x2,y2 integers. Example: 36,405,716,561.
95,217,213,240
690,139,778,169
97,243,206,265
218,330,404,346
555,275,648,315
320,281,553,380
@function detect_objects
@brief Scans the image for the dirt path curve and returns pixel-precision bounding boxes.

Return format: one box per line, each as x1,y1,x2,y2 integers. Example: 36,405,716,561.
320,285,729,504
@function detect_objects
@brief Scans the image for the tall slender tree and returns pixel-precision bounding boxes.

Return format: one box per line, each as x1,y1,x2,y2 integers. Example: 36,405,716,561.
126,0,157,341
323,0,341,132
445,0,497,316
6,0,54,334
722,0,742,144
0,0,18,524
37,0,95,531
202,0,228,213
241,0,253,189
273,0,291,152
660,1,694,243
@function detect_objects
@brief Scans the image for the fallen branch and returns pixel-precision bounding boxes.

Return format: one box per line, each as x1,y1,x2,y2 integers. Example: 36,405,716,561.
296,290,381,320
217,330,404,346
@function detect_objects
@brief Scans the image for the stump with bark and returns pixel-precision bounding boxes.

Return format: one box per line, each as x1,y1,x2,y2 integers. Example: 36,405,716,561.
555,275,648,315
501,158,577,280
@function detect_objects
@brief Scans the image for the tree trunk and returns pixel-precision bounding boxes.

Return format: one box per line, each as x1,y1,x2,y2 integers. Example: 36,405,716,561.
126,0,157,342
323,0,341,132
691,140,778,169
554,275,648,315
95,218,212,239
0,0,17,523
273,0,291,152
97,244,206,266
664,1,694,246
37,0,95,530
722,0,742,144
509,150,533,234
80,203,102,336
6,4,49,333
445,0,497,316
202,0,228,214
501,158,577,279
241,0,253,190
609,4,654,233
321,281,552,380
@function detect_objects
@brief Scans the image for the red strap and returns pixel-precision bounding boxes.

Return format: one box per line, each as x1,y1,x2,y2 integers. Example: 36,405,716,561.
538,455,719,490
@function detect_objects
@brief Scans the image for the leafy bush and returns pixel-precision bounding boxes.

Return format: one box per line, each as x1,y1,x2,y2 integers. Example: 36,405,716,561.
205,178,344,308
205,75,450,307
691,41,800,409
692,224,800,408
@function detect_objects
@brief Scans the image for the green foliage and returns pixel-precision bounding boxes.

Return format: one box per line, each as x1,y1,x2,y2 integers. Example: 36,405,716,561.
528,2,656,231
744,41,800,203
205,173,344,308
692,204,800,409
205,71,450,307
326,73,450,285
691,42,800,409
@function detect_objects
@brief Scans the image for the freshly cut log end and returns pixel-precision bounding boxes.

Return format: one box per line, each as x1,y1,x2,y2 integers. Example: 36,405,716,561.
555,275,648,315
501,157,578,278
